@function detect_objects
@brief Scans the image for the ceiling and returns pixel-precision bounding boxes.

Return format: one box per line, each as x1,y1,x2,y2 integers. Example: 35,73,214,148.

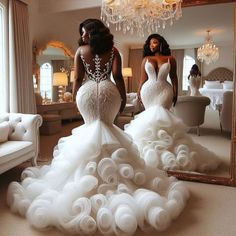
37,1,235,49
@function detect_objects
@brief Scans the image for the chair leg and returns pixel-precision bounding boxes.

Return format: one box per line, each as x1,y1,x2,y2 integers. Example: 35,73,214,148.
31,156,37,166
197,126,200,136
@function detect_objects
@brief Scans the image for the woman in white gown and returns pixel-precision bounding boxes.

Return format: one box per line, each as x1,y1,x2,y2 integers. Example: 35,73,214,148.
7,20,189,235
188,64,202,96
125,34,220,173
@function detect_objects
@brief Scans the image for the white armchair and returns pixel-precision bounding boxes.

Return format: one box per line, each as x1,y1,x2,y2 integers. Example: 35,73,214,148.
121,93,143,117
220,91,233,133
0,113,42,174
173,96,210,136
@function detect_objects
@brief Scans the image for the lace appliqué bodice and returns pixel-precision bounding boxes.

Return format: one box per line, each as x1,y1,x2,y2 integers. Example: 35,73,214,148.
188,75,201,96
77,48,121,125
80,49,114,83
141,60,173,109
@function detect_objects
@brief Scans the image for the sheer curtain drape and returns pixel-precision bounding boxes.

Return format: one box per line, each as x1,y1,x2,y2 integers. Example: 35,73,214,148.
171,49,184,95
0,0,8,112
129,48,143,92
2,0,36,113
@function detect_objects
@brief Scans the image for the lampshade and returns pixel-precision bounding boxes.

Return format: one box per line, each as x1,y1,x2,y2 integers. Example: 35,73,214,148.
70,70,75,82
122,68,133,77
53,72,68,86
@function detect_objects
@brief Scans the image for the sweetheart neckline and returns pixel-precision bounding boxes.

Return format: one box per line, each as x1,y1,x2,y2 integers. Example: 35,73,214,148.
145,60,170,75
146,59,170,71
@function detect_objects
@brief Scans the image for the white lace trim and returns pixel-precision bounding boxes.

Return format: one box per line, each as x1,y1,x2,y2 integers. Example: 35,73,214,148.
81,48,114,83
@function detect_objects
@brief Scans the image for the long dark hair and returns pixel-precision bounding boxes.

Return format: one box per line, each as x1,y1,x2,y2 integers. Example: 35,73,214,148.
143,33,171,57
189,64,201,78
78,19,114,55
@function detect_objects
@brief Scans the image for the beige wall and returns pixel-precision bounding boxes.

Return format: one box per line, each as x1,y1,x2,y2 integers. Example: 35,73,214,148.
28,1,234,85
201,44,234,76
28,1,130,65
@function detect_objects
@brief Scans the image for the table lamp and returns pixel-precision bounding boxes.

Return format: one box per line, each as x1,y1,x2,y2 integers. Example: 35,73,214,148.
122,67,133,92
53,72,68,102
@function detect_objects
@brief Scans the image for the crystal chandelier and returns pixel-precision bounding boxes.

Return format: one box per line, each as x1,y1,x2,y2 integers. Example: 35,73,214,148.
197,30,219,65
100,0,182,37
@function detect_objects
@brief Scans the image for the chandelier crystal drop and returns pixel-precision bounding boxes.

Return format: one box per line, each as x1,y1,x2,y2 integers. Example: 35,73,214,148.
100,0,182,37
197,30,219,65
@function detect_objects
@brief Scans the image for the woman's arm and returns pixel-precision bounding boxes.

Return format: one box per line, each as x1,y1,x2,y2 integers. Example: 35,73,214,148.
72,47,85,101
112,48,126,113
137,57,148,103
169,56,178,106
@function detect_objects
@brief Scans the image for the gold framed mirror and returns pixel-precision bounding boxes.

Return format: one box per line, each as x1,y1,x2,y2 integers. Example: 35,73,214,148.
165,1,236,186
30,1,236,186
33,41,75,102
126,1,236,186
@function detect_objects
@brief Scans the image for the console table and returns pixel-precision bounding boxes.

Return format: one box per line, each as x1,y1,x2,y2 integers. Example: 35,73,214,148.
37,102,80,120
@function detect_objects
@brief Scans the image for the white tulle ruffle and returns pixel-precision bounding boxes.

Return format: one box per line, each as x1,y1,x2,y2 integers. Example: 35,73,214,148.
125,105,221,172
7,120,189,235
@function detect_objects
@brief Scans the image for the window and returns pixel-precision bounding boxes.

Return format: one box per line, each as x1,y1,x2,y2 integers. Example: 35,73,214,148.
40,63,53,99
0,1,6,112
182,55,195,91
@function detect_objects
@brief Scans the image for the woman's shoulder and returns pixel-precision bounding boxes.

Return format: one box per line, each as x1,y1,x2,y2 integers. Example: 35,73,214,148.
167,55,176,65
77,45,90,53
142,56,155,63
112,47,120,55
166,55,175,60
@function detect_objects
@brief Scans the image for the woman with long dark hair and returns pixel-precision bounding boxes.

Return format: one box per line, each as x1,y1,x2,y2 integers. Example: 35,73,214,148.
7,21,188,235
188,64,202,96
125,33,220,173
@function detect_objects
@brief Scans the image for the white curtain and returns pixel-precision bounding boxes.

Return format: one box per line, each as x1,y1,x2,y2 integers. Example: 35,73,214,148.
2,0,36,113
0,0,8,112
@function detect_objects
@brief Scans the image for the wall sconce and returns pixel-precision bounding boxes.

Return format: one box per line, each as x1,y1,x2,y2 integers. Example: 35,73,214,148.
53,72,68,102
122,67,133,92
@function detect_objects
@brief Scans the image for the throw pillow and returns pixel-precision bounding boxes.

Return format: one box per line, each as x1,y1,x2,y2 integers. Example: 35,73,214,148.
204,80,223,89
0,121,10,143
223,81,233,90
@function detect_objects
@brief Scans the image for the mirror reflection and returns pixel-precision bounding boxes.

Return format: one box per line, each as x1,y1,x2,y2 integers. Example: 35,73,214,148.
34,43,74,103
31,2,234,183
120,3,234,179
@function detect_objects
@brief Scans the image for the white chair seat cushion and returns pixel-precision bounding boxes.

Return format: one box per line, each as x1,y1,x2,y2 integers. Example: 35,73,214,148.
0,141,33,165
123,104,135,113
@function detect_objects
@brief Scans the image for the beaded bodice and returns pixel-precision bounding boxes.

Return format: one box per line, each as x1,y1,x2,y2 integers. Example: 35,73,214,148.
80,49,114,83
141,60,173,109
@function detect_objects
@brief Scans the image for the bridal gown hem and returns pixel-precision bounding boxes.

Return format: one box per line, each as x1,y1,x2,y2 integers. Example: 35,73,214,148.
7,50,189,236
125,60,220,173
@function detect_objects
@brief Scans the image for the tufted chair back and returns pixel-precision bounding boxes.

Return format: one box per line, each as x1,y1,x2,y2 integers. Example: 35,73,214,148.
173,96,210,135
0,113,42,146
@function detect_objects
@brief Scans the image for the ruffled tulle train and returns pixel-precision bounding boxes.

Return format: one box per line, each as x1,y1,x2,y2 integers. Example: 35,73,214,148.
7,120,189,235
125,105,220,173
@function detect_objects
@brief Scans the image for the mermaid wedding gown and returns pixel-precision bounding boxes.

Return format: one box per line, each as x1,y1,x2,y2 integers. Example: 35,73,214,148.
7,51,189,235
188,75,201,96
125,61,220,172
